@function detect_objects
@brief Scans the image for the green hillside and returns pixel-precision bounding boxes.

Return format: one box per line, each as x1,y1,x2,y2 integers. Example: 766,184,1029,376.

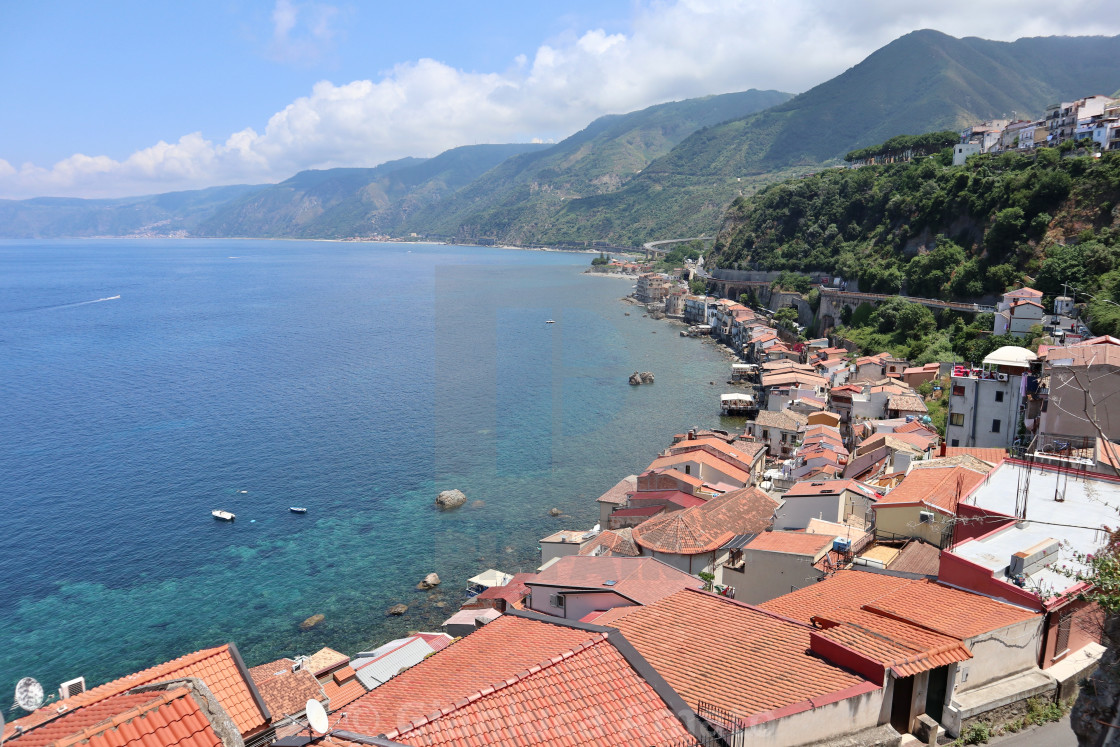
549,30,1120,246
197,144,547,238
403,89,791,245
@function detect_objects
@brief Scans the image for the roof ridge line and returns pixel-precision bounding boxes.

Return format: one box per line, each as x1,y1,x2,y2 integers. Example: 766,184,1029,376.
682,587,814,628
382,634,609,740
50,687,192,747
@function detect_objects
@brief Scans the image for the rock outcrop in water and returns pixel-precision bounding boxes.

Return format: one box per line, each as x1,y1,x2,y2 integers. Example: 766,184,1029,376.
436,489,467,509
418,573,440,590
387,603,408,616
300,614,324,630
629,371,655,385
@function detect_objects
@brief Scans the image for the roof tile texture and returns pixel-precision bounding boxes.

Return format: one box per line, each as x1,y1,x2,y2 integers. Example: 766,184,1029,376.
874,465,987,512
344,615,601,736
745,531,835,556
605,589,869,718
632,487,779,554
5,646,266,742
7,689,221,747
381,636,693,747
528,556,701,605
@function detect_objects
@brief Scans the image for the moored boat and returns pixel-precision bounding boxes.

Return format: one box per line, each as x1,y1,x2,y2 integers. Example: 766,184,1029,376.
212,509,236,521
289,506,308,514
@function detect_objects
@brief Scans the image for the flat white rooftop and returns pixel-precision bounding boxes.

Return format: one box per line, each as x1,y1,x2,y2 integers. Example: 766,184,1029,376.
959,461,1119,593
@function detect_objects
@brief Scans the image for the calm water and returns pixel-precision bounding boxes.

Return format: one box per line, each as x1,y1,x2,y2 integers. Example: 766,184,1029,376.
0,239,729,699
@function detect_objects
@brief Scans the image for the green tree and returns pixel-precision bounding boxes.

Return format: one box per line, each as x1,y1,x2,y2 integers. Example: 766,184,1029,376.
774,307,800,328
689,277,706,295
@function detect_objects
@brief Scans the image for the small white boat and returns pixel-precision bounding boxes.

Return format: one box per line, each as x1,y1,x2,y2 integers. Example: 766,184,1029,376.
545,320,556,324
289,506,308,514
212,510,236,521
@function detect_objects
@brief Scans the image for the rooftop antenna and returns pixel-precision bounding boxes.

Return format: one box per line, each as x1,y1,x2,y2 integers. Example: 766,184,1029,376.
14,678,44,713
306,699,328,740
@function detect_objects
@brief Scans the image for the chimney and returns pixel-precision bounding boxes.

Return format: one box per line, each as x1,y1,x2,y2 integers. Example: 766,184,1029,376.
940,441,947,457
688,429,696,440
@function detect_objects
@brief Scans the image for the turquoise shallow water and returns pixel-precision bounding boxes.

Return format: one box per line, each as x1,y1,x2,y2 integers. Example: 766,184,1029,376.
0,239,730,700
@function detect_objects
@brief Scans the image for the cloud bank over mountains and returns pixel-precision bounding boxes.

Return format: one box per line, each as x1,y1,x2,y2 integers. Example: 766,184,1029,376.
3,0,1118,199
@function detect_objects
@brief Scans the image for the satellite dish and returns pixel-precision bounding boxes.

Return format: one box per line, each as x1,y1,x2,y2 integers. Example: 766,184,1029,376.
306,699,328,735
15,678,44,712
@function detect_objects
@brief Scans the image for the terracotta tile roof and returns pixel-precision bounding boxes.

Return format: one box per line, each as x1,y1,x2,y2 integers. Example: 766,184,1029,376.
640,467,705,489
751,409,807,431
669,437,766,464
527,556,701,605
648,451,752,485
887,540,941,576
4,645,267,742
812,609,971,678
856,432,929,456
874,465,987,513
249,661,325,720
322,677,367,712
627,489,708,509
632,487,779,555
605,589,873,719
475,573,534,605
760,571,1039,640
4,688,224,747
578,528,640,557
895,420,938,437
305,647,349,676
887,394,928,413
344,615,608,735
379,634,695,747
943,447,1008,464
416,633,453,653
745,531,834,557
594,475,637,506
608,504,664,519
783,479,858,498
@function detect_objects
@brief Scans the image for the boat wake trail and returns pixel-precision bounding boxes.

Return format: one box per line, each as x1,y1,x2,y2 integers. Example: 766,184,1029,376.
6,295,121,314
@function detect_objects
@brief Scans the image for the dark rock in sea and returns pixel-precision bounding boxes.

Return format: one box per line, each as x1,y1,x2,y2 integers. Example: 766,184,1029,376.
629,372,643,386
418,573,440,590
548,508,562,517
387,603,408,616
639,372,655,384
436,489,467,509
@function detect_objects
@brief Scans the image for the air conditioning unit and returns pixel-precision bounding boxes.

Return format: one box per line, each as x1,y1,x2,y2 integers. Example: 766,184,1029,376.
549,594,565,609
59,677,86,700
997,373,1009,382
832,538,852,552
918,511,935,524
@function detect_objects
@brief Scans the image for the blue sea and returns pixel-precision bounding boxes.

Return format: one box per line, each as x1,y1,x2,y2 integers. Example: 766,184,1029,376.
0,239,730,699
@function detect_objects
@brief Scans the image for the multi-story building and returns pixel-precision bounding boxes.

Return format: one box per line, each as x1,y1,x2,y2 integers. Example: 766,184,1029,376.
682,294,712,324
1046,95,1114,145
993,287,1045,338
945,346,1036,450
635,272,670,303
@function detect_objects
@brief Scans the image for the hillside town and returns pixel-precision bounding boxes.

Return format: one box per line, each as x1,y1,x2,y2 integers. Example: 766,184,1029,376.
6,103,1120,747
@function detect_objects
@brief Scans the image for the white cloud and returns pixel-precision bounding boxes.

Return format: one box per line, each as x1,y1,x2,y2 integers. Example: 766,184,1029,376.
3,0,1119,199
267,0,341,65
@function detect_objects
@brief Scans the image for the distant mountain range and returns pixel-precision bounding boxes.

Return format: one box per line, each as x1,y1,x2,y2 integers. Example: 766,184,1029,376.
3,30,1120,245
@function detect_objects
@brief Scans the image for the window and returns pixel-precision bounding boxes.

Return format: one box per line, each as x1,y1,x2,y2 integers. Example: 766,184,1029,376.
950,413,965,426
684,465,691,475
1055,611,1073,655
995,391,1005,402
952,385,966,396
992,419,1001,433
951,439,960,447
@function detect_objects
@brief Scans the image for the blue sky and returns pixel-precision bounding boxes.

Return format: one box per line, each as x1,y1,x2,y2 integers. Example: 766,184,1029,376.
2,0,1119,199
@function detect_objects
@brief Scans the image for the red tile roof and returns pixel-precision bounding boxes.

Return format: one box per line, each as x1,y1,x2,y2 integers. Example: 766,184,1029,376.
475,573,534,606
605,589,874,720
648,450,752,485
628,489,708,509
527,556,702,606
343,614,689,742
874,465,987,513
745,531,835,557
4,646,268,742
578,528,640,557
783,479,859,498
760,571,1039,640
943,447,1008,464
249,660,325,719
5,688,222,747
594,475,637,506
322,677,367,712
632,487,780,555
812,609,972,678
379,634,694,747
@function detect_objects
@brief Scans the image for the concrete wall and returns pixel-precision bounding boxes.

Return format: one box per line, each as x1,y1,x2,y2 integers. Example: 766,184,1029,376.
945,375,1023,450
539,540,583,567
874,505,950,546
959,618,1045,693
647,548,717,576
526,589,631,620
729,684,886,747
1041,599,1102,668
720,550,825,604
774,495,842,530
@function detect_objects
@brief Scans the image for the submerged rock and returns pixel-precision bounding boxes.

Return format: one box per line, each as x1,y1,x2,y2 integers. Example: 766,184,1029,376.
436,489,467,510
387,603,408,616
300,614,324,630
548,507,562,517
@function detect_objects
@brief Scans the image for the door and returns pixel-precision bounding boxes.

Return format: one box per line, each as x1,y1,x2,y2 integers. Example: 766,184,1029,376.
926,666,949,723
891,676,915,734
